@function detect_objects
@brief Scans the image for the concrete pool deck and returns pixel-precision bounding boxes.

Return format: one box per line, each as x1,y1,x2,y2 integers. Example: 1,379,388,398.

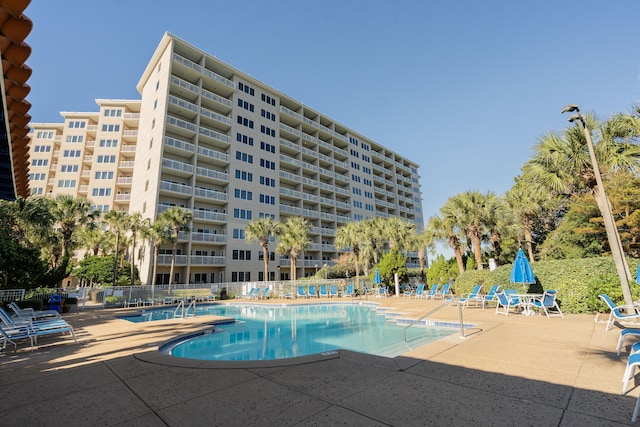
0,296,638,426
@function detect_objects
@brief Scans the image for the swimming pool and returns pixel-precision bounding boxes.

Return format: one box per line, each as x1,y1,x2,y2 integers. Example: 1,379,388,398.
134,303,460,361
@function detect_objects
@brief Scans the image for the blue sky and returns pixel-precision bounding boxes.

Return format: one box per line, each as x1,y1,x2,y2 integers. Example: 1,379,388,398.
26,1,640,258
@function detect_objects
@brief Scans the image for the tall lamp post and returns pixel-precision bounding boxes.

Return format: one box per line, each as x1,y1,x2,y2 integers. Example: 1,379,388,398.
561,104,634,306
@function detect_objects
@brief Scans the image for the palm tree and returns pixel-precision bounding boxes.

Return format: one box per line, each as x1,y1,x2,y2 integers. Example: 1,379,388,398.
142,220,173,298
335,220,368,290
449,191,489,270
426,210,465,274
77,223,107,256
245,218,280,281
408,229,432,281
276,216,310,281
104,209,130,287
363,217,385,265
381,217,416,253
158,207,193,290
127,212,150,286
50,195,99,264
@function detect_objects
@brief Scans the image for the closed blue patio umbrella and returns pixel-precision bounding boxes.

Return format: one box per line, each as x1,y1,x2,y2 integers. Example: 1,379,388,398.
510,248,536,292
636,264,640,284
374,268,382,286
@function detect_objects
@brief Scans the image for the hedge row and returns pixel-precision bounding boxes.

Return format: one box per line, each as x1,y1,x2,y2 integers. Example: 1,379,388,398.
450,257,639,314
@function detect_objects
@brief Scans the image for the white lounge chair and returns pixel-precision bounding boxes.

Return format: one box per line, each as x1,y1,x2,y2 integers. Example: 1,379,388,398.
599,294,640,331
9,302,61,321
530,290,564,318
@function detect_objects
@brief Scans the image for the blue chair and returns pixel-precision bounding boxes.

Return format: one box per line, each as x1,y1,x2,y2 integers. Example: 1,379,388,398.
458,284,484,307
319,285,328,298
376,286,389,298
425,284,439,300
617,328,640,355
329,285,338,298
411,283,425,299
623,353,640,395
251,288,261,299
530,290,563,318
495,291,524,316
483,285,500,308
258,287,270,300
436,283,452,300
599,294,640,331
308,285,318,298
296,286,307,298
343,284,355,298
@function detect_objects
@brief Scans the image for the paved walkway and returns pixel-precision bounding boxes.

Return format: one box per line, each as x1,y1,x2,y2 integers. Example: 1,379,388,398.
0,297,638,426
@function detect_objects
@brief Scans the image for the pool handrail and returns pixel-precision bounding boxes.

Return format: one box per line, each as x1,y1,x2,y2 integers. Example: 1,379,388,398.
403,300,465,342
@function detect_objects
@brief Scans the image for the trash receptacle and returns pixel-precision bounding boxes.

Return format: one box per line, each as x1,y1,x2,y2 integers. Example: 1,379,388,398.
49,294,63,313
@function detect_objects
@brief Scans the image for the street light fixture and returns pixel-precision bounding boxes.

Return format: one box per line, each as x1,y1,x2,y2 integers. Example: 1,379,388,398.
561,104,634,307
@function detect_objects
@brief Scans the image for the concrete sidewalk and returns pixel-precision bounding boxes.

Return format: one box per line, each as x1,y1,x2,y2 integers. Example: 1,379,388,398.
0,298,637,426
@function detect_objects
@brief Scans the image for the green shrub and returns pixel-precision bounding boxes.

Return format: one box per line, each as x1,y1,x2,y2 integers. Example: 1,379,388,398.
453,256,638,314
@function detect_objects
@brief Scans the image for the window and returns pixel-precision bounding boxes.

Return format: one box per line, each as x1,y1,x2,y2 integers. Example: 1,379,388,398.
28,173,46,181
258,251,275,261
232,228,245,239
68,121,86,129
94,171,114,180
103,109,122,117
57,179,76,188
236,116,254,128
34,145,51,153
259,125,275,137
363,178,372,186
66,135,84,143
353,201,363,208
259,194,276,205
260,109,276,121
99,139,118,147
101,124,120,132
97,155,116,163
234,169,253,182
259,159,275,170
237,82,255,96
260,141,275,153
259,176,276,187
362,166,371,174
237,98,254,112
261,93,276,106
233,208,252,220
235,151,253,164
233,188,253,200
351,174,361,183
92,188,112,197
60,164,79,173
259,212,276,219
232,250,251,260
36,131,54,138
236,133,254,146
31,159,48,166
349,137,359,146
63,150,81,158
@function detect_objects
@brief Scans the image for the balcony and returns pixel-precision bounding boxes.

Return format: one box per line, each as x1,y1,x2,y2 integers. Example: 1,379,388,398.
114,194,130,202
159,180,192,198
118,161,134,170
194,187,228,202
157,254,187,266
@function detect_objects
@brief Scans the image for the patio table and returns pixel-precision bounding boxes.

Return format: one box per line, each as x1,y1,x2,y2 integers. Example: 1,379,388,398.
517,294,543,316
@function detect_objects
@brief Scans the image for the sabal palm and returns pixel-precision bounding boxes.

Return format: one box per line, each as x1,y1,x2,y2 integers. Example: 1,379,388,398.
142,220,173,293
104,209,129,287
335,220,368,289
245,218,280,281
381,217,416,253
158,207,193,288
276,216,310,281
448,191,488,270
50,195,98,263
427,209,465,274
127,212,150,286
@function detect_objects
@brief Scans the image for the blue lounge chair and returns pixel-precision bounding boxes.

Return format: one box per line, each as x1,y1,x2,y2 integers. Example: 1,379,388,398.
376,286,389,298
482,285,500,308
242,287,257,299
251,288,261,300
0,307,77,350
329,285,338,298
617,329,640,355
411,283,425,299
495,291,524,316
457,284,484,307
425,284,439,300
530,290,563,318
296,286,307,298
343,284,355,298
436,283,452,300
319,285,328,298
623,353,640,395
599,294,640,331
308,285,318,298
258,287,270,300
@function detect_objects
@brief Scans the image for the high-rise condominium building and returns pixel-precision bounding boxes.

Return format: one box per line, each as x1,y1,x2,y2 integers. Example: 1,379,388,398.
28,33,423,286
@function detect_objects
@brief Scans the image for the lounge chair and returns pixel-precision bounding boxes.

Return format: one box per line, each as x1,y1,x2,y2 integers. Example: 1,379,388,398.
0,307,77,350
530,290,564,318
457,284,484,307
482,285,500,308
1,322,33,351
401,284,414,298
329,285,338,298
308,285,318,298
599,294,640,331
495,291,524,316
411,283,426,299
9,302,61,321
436,283,452,300
376,286,389,298
296,286,307,298
250,288,261,300
623,353,640,394
343,284,355,298
424,284,440,300
617,329,640,356
258,287,270,300
319,285,328,298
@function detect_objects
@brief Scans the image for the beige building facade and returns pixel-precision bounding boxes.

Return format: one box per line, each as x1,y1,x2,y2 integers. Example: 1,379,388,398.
29,33,424,286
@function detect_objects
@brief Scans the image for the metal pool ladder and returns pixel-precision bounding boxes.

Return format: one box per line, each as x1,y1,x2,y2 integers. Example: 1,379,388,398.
173,299,196,319
403,299,466,342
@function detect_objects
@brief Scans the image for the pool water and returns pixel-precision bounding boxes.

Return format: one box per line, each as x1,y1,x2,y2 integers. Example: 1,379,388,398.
140,303,458,361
